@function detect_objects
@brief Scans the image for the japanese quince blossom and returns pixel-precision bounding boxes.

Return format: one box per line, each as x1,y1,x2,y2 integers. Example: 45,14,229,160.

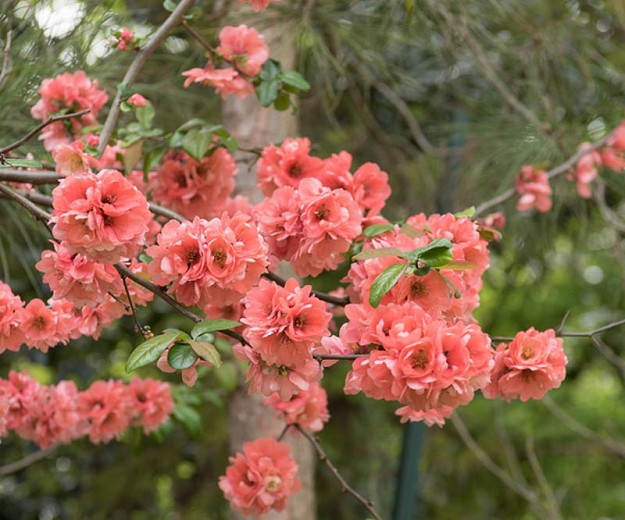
51,169,153,263
600,122,625,172
256,177,363,277
266,382,330,432
217,25,269,77
0,372,172,447
570,143,602,198
30,71,108,151
149,149,237,220
483,327,567,402
515,165,552,213
236,278,331,400
219,437,301,516
146,213,269,308
182,64,254,99
52,140,92,177
0,280,25,353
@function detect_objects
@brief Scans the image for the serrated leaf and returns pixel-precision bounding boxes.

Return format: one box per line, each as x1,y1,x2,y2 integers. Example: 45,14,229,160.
409,238,453,262
189,340,222,367
168,342,198,370
5,159,42,168
126,332,179,372
182,128,213,161
136,102,155,130
363,224,395,237
191,319,242,338
454,206,476,218
273,92,290,111
369,262,407,308
352,247,408,261
256,80,279,107
399,224,424,238
123,139,143,175
280,71,310,91
442,260,478,270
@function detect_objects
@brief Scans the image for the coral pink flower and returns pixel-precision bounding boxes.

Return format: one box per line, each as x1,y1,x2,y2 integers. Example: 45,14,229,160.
149,149,237,220
483,328,567,402
51,169,153,263
570,143,601,198
515,165,552,213
0,281,25,353
128,378,174,433
36,241,123,306
182,64,253,99
78,380,131,444
52,141,92,177
20,298,67,352
256,138,325,196
30,71,108,151
351,162,391,217
242,278,331,368
127,93,147,107
217,25,269,77
237,0,281,11
601,122,625,172
219,437,301,516
266,382,330,432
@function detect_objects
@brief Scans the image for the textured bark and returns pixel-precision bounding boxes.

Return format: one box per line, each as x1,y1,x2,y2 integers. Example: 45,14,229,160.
223,18,317,520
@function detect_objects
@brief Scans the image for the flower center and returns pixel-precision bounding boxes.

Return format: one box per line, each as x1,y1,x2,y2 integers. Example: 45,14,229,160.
314,205,330,221
293,313,307,329
411,349,428,369
265,475,282,493
212,249,227,269
288,163,303,178
410,280,428,298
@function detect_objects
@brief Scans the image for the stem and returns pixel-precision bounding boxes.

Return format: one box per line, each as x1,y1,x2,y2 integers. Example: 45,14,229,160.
295,424,385,520
98,0,195,155
116,267,146,336
262,272,350,306
0,182,52,226
0,446,57,476
0,109,91,155
0,169,58,184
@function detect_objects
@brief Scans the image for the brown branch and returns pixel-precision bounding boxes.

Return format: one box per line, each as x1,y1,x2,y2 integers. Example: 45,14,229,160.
590,336,625,379
474,129,615,217
98,0,195,155
313,353,366,361
294,424,384,520
262,271,350,306
0,169,58,184
0,182,52,225
0,446,57,476
0,109,91,155
181,21,217,55
525,435,563,520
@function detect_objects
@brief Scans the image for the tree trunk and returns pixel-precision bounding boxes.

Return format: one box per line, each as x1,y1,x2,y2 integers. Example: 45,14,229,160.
223,16,317,520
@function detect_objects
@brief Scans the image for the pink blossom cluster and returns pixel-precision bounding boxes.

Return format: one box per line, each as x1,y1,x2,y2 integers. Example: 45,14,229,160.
256,138,391,222
146,213,269,310
338,213,495,425
0,264,152,353
0,371,173,448
148,149,237,220
30,71,108,151
265,382,330,432
234,278,331,400
484,327,567,402
515,165,552,213
111,28,136,51
182,25,268,99
600,122,625,172
51,137,126,177
237,0,281,11
50,169,153,263
219,437,300,516
570,143,602,199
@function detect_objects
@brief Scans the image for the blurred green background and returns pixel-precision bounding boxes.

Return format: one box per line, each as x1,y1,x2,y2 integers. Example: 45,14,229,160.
1,0,625,518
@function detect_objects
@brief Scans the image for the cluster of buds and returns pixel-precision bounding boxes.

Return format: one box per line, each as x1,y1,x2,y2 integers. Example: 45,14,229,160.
111,28,138,51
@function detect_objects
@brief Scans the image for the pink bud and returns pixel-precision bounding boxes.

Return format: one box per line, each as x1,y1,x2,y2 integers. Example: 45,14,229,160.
127,93,147,107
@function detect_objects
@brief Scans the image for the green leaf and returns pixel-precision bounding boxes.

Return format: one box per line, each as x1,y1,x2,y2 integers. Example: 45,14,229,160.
191,319,242,338
477,226,502,242
5,159,42,168
454,206,476,218
123,139,143,175
369,262,407,308
214,128,238,152
136,101,155,130
117,82,133,99
173,404,202,437
280,71,310,91
363,224,395,237
168,342,198,370
143,144,167,179
163,0,177,12
259,59,281,81
438,272,461,298
126,332,179,372
273,92,290,111
215,362,238,392
442,260,478,270
352,247,408,261
188,340,222,367
256,80,279,107
399,224,424,239
419,247,454,268
182,128,213,161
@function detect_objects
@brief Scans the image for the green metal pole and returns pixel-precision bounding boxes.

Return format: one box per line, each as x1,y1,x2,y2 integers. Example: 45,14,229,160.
392,422,426,520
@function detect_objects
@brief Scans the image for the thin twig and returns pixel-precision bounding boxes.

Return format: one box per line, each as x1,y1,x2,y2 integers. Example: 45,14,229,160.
474,129,615,216
0,182,52,226
590,336,625,379
294,424,384,520
181,21,217,55
262,272,350,306
0,109,91,155
525,435,562,520
313,353,366,361
116,267,146,336
277,424,291,442
0,446,57,476
98,0,195,155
